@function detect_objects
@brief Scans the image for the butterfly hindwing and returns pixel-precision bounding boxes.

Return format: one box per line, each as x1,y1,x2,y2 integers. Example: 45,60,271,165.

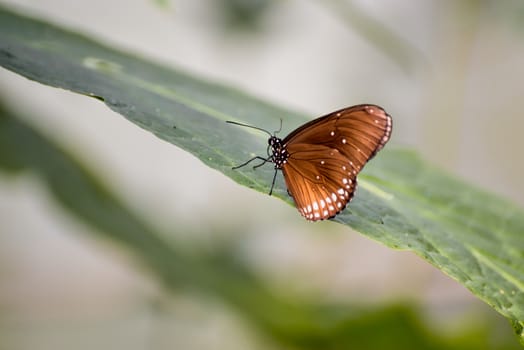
282,144,358,220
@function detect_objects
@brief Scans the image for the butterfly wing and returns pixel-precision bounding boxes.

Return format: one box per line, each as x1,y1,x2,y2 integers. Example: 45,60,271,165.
282,105,392,221
284,104,392,160
281,144,357,220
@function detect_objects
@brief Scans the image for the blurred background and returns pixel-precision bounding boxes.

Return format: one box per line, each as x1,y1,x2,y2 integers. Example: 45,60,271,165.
1,0,523,349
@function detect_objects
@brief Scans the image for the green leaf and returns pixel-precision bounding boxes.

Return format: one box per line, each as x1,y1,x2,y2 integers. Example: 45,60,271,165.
0,103,519,350
0,5,523,342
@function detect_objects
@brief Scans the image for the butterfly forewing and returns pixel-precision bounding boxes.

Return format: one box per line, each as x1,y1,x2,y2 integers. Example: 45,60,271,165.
284,105,391,156
282,105,392,221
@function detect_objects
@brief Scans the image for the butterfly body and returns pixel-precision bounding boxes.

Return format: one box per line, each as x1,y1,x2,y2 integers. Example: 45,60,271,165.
230,104,392,221
268,136,289,169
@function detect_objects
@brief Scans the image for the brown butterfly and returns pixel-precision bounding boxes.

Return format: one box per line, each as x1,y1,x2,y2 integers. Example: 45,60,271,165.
228,104,392,221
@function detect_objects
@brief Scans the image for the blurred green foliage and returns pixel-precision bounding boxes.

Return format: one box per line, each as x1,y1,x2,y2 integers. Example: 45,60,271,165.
1,1,524,348
215,0,274,30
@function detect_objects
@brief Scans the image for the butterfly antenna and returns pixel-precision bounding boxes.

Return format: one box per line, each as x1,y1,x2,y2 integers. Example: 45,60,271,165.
274,118,283,135
226,120,273,137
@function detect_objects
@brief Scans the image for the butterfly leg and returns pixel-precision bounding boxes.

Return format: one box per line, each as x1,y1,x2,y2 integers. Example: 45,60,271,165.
268,169,278,196
253,158,272,169
232,156,270,170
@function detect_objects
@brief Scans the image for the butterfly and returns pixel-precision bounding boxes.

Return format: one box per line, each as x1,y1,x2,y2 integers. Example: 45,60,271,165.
227,104,392,221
